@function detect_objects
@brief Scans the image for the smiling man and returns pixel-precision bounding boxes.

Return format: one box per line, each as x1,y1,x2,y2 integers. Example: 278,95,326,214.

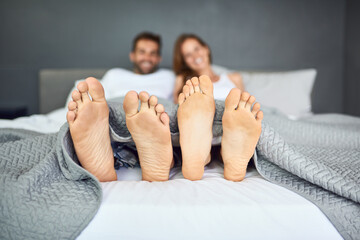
130,33,162,74
63,32,175,175
66,32,175,104
99,32,175,100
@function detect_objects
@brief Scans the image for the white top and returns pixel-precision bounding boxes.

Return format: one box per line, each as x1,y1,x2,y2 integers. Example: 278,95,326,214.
65,68,175,106
212,73,236,100
101,68,175,100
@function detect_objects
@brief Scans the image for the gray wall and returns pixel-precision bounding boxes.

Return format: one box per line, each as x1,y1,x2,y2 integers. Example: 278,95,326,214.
345,0,360,116
0,0,347,115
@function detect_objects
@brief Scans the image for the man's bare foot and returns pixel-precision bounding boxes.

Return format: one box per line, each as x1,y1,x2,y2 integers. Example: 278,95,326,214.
66,77,117,182
124,91,173,181
177,76,215,180
221,88,263,181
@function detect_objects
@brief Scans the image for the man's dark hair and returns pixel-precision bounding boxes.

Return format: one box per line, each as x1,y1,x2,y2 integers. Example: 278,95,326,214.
132,32,162,55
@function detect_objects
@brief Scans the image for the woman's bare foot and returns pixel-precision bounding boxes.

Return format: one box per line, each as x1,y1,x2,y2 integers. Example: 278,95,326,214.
66,77,117,182
177,76,215,180
124,91,173,181
221,88,263,181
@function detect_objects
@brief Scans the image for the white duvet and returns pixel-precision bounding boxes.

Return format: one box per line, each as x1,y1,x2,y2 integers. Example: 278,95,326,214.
0,109,342,239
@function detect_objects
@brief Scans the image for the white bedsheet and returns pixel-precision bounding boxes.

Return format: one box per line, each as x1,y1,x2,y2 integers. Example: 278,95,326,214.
0,108,67,133
78,161,342,240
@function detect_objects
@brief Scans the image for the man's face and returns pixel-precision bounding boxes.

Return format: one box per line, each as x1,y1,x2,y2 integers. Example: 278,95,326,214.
130,39,161,74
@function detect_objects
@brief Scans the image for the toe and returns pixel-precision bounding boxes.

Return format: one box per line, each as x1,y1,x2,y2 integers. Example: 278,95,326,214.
191,77,200,92
256,110,264,122
251,102,261,117
178,93,185,105
86,77,106,102
183,85,190,98
68,101,77,111
225,88,241,110
149,95,158,110
72,90,82,105
66,111,76,124
155,104,165,117
239,92,250,108
245,95,256,110
189,78,196,95
77,81,91,103
139,91,150,111
160,112,170,126
186,80,194,95
123,91,139,117
199,75,213,97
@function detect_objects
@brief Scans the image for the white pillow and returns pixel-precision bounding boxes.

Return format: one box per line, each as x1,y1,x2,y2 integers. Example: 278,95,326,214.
240,69,316,118
212,65,316,118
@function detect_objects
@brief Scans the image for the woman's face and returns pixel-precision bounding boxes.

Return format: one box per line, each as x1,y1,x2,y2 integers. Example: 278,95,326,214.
181,38,210,73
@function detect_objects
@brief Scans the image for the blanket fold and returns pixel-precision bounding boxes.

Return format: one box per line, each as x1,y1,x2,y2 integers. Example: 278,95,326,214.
0,124,102,240
254,113,360,240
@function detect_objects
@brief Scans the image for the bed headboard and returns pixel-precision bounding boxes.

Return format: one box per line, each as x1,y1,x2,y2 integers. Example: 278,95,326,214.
39,69,108,114
38,66,224,114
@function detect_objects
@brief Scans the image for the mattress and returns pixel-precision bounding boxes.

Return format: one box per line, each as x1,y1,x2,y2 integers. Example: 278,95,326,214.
78,161,342,240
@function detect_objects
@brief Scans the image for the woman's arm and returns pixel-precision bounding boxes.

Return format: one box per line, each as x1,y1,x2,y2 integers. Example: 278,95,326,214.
173,75,185,104
228,72,245,91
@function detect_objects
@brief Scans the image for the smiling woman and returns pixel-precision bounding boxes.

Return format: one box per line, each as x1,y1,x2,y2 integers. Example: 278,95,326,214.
172,33,244,103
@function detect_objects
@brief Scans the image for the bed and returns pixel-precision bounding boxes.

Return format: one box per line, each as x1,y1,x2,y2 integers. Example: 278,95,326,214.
0,67,359,240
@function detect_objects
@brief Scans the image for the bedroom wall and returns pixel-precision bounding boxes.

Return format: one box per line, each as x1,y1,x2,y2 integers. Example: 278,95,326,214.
344,0,360,117
0,0,346,115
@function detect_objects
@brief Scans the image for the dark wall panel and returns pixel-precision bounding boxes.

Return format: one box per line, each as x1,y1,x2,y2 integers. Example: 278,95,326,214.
0,0,345,115
345,0,360,117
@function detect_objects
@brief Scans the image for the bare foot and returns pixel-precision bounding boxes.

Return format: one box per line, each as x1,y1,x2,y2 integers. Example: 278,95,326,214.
177,76,215,180
66,77,117,182
124,91,173,181
221,88,263,181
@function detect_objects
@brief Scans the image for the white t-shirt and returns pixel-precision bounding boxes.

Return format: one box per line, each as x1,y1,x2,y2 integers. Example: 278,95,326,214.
212,73,236,100
65,68,175,106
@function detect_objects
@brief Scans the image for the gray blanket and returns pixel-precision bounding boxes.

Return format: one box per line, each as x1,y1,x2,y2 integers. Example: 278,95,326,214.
254,111,360,240
0,99,359,240
0,126,102,239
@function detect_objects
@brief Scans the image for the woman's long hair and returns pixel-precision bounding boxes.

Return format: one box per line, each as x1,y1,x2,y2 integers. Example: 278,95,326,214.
173,34,212,96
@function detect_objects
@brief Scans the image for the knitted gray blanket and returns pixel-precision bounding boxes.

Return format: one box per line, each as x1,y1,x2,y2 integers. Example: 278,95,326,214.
0,99,359,240
0,126,102,240
254,112,360,240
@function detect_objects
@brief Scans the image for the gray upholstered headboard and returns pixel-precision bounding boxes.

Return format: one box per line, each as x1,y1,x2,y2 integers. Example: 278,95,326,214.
38,66,224,114
39,69,108,114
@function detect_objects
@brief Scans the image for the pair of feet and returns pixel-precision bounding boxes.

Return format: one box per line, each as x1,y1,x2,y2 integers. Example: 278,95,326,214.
67,76,263,182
